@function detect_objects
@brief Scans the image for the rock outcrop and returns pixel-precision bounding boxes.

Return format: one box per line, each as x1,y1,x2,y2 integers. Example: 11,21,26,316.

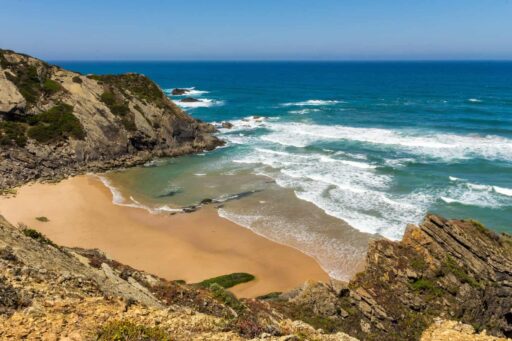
274,215,512,340
171,88,189,96
0,49,222,190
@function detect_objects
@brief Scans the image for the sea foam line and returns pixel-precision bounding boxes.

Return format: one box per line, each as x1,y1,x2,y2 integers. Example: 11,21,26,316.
173,98,224,108
96,175,183,214
282,99,342,106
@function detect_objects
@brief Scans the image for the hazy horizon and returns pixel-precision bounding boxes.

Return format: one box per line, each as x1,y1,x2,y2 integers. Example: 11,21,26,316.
2,0,512,61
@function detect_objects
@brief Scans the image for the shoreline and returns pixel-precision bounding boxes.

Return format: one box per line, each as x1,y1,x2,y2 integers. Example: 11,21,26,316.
0,175,330,297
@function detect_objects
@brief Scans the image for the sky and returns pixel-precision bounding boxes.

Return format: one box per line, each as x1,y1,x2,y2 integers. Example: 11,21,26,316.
1,0,512,61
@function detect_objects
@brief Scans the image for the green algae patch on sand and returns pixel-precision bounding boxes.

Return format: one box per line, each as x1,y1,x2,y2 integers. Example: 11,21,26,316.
198,272,255,289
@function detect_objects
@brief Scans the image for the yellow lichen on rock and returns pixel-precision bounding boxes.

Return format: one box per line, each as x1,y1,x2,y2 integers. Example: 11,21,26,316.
421,319,510,341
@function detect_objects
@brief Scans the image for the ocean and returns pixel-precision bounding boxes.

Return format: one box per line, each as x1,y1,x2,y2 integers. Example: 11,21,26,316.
55,61,512,279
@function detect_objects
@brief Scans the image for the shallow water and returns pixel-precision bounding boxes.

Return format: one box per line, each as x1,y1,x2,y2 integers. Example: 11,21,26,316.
56,61,512,279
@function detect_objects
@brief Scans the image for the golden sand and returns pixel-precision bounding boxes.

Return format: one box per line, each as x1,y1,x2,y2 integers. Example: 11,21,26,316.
0,175,329,297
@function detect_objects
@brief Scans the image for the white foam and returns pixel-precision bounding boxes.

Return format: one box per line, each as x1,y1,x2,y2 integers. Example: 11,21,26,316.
289,108,321,115
442,179,512,208
442,183,505,208
97,176,183,214
174,98,224,108
218,207,367,280
230,146,428,240
441,196,458,204
260,122,512,162
282,99,341,106
449,176,462,182
493,186,512,197
217,116,267,133
194,173,207,176
468,98,482,103
97,176,126,205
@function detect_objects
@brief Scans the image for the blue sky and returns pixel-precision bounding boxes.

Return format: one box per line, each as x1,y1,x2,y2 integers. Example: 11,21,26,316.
1,0,512,60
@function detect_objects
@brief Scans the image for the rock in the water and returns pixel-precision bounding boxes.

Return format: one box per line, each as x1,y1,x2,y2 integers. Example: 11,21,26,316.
171,88,188,95
221,122,233,129
180,97,201,103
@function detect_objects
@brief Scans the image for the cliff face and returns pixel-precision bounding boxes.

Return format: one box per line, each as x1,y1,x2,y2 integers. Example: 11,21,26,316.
0,49,222,190
275,215,512,340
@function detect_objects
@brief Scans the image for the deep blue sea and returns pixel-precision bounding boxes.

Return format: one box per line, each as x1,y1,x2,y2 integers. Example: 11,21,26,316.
55,61,512,279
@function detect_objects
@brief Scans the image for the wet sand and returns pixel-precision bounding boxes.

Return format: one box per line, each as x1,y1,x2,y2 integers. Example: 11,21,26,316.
0,175,329,297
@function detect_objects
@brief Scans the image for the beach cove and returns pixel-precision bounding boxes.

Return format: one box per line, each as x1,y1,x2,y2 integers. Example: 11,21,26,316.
0,175,330,297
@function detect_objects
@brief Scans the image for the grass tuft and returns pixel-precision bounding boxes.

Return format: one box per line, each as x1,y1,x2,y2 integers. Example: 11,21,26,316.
35,216,49,222
442,256,480,288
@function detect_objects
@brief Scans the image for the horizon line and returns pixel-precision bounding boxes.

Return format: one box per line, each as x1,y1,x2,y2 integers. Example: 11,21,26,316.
49,59,512,63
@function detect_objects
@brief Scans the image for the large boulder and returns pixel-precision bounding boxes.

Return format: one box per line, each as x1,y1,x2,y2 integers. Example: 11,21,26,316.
0,71,25,114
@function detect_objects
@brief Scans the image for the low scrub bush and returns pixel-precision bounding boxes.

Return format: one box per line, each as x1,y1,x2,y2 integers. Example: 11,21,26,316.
199,272,255,289
42,79,61,95
0,121,27,147
21,227,58,248
27,103,85,143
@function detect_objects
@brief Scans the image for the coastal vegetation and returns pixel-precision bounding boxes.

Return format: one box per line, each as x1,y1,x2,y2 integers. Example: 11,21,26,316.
96,320,169,341
27,103,85,143
35,216,49,222
198,272,255,289
20,226,58,248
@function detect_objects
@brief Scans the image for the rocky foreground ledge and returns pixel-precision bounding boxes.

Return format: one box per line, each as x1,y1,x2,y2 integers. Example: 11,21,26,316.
1,212,510,340
0,49,222,190
275,214,512,340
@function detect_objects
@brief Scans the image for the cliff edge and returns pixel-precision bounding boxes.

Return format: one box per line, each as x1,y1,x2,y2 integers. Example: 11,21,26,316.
0,49,222,190
275,214,512,340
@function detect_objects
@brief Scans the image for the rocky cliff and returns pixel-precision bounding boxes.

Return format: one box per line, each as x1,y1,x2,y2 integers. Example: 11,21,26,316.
0,49,222,190
274,215,512,340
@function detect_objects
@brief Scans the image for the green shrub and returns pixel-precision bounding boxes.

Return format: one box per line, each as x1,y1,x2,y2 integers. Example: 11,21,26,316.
111,104,130,116
209,283,246,313
410,257,427,272
96,320,169,341
27,103,85,143
0,121,27,147
21,227,58,248
35,216,49,222
442,256,480,288
71,76,83,84
410,278,442,296
121,116,137,131
42,79,61,95
8,65,41,104
199,273,255,289
100,91,116,106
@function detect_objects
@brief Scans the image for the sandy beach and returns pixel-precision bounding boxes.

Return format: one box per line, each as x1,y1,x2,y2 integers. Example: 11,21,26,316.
0,175,329,297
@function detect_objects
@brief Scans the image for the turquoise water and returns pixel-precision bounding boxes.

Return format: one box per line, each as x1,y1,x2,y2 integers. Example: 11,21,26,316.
56,61,512,278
